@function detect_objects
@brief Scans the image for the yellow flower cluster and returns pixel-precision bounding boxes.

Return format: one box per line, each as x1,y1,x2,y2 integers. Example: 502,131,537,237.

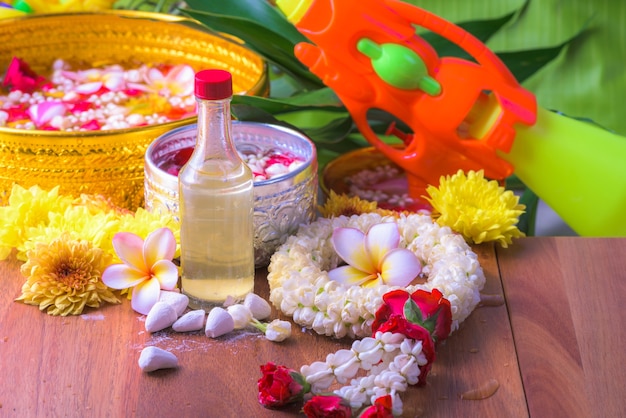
16,233,120,316
424,170,526,247
1,184,180,315
318,190,399,218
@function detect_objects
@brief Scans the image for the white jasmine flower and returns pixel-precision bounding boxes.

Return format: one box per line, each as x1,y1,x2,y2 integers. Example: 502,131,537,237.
226,304,253,329
264,319,292,342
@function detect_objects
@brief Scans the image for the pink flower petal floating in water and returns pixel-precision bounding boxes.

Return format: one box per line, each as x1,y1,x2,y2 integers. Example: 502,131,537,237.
28,101,67,128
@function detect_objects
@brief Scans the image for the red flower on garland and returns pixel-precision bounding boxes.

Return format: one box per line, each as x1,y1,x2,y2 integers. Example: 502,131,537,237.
358,395,394,418
371,288,452,385
2,57,50,94
257,362,310,408
303,394,352,418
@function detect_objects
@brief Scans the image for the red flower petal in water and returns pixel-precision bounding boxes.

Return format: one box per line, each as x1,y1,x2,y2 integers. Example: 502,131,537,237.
2,57,49,94
303,395,352,418
69,101,93,114
4,104,30,123
80,119,102,131
257,362,309,408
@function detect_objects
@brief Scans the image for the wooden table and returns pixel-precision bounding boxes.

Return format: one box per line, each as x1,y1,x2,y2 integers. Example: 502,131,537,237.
1,237,624,417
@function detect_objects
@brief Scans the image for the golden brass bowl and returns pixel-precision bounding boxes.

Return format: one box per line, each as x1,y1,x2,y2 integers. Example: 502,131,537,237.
0,11,268,209
320,146,403,198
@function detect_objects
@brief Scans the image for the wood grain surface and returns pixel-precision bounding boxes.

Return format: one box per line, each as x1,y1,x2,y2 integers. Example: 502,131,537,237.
1,238,621,417
497,237,626,418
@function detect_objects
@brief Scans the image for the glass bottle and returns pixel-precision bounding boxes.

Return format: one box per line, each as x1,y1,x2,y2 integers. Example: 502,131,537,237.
178,69,255,310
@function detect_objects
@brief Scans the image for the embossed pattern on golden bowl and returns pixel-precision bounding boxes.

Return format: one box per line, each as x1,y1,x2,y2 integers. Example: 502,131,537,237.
0,11,268,209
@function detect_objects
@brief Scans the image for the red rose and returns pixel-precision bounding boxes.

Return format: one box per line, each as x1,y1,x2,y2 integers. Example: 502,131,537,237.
372,289,452,343
371,289,452,385
257,362,309,408
358,395,394,418
2,57,50,94
303,395,352,418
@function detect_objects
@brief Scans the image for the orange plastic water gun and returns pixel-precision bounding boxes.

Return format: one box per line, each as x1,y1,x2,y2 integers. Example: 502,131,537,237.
276,0,626,236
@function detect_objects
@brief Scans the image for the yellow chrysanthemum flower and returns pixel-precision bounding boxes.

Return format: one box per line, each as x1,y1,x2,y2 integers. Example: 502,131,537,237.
23,207,121,259
319,190,398,218
424,170,525,247
16,233,120,316
116,208,181,258
0,185,74,261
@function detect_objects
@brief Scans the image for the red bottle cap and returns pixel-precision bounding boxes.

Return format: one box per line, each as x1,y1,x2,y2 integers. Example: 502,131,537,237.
194,69,233,100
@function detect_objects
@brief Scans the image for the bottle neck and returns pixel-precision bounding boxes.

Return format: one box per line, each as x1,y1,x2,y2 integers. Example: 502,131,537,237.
192,95,239,163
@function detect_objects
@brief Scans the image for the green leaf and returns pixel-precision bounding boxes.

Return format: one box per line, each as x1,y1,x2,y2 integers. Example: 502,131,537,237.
181,8,321,88
404,298,425,325
518,187,539,236
184,0,305,45
497,34,582,84
419,12,517,61
303,116,355,144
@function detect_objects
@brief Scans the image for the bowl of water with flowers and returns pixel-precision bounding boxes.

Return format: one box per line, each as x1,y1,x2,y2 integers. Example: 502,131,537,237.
144,121,318,267
0,10,268,210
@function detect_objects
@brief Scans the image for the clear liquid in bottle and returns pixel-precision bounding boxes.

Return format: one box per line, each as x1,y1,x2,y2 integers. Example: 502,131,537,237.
178,69,255,310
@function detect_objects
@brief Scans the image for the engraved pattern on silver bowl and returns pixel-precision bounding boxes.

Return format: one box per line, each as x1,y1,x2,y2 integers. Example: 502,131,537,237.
144,121,318,267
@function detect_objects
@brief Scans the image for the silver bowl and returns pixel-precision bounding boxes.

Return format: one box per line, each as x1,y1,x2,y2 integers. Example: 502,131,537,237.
144,121,318,267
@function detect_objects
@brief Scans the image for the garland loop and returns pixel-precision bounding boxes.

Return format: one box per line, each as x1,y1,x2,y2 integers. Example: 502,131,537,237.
267,213,486,339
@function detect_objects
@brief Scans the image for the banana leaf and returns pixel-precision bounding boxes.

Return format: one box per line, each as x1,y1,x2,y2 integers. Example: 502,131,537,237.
183,1,322,89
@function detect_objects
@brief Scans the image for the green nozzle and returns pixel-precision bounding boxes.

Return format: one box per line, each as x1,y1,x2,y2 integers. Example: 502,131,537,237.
12,0,33,13
276,0,313,24
357,38,441,96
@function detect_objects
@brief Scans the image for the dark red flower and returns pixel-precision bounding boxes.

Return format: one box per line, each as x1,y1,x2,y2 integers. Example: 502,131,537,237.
358,395,394,418
371,288,452,385
2,57,50,94
257,362,309,409
372,289,451,343
303,395,352,418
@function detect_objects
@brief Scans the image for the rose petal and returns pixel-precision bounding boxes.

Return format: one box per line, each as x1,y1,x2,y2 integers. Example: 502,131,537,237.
131,278,162,315
101,263,148,289
151,259,179,290
112,232,148,271
332,228,375,274
328,265,373,286
379,248,422,287
143,228,176,267
365,222,400,268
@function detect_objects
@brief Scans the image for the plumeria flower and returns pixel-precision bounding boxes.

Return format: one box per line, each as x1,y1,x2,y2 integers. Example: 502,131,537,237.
144,64,195,98
328,223,421,288
102,228,178,315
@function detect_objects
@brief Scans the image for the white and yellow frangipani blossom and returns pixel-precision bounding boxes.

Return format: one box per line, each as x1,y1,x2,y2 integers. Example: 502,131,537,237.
328,222,421,288
102,228,178,315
